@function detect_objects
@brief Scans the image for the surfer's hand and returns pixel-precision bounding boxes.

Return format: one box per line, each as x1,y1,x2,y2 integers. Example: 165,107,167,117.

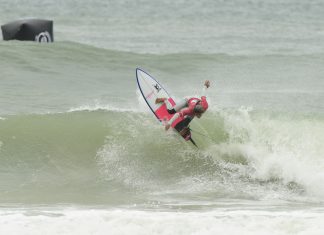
204,80,210,88
165,123,171,131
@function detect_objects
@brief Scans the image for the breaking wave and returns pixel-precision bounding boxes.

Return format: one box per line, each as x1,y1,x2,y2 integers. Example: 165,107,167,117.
0,108,323,205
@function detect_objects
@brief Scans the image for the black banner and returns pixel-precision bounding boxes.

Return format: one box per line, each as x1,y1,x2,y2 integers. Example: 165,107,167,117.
1,19,53,42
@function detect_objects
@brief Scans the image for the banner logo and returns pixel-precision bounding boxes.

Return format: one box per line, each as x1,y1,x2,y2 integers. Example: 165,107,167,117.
35,31,52,43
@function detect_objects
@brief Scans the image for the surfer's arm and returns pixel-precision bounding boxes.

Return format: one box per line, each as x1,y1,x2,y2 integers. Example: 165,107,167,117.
201,96,207,104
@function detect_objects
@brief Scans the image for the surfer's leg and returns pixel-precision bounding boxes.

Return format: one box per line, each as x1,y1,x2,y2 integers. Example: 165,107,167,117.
174,116,193,132
167,98,188,114
155,98,177,114
173,98,188,112
165,99,176,114
156,97,188,114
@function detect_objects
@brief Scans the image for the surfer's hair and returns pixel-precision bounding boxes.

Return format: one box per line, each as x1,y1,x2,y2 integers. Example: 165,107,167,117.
194,104,205,114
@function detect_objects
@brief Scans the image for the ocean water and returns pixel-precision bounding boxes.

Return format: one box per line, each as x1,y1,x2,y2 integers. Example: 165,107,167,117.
0,0,324,234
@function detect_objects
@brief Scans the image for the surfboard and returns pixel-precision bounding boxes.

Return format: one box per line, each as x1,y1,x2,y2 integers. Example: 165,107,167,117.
136,68,197,146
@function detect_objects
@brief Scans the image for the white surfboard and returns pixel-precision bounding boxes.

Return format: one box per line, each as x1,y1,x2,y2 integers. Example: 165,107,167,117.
136,68,197,146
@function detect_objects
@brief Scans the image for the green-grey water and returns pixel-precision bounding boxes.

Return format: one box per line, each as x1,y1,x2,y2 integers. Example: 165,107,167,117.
0,0,324,234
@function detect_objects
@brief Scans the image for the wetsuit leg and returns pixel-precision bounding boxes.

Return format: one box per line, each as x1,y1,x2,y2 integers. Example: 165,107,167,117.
174,116,193,139
167,98,188,114
174,116,192,132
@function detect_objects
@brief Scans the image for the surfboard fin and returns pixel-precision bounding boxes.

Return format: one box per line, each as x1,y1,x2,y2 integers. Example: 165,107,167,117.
189,137,198,148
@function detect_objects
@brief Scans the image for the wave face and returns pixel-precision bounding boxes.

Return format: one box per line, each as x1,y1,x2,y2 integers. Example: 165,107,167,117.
0,109,323,205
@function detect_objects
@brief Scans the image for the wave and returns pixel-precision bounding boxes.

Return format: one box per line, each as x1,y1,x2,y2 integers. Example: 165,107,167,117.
1,40,323,117
0,108,323,204
2,40,324,67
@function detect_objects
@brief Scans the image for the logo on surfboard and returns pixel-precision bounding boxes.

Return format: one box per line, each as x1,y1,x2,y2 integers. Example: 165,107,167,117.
154,83,161,92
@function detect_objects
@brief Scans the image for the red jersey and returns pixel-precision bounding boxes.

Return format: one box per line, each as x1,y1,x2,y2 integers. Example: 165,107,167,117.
178,96,208,118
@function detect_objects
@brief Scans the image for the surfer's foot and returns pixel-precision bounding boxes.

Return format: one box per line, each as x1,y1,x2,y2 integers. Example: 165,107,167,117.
165,123,171,131
155,98,166,104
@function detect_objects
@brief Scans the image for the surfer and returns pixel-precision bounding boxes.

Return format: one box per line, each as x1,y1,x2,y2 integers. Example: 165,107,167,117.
155,80,210,131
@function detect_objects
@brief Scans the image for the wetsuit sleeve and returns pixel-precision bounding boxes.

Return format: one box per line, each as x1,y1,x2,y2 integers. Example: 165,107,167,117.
178,106,194,118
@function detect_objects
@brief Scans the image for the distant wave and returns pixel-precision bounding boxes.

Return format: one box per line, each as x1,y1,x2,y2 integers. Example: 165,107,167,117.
2,41,324,64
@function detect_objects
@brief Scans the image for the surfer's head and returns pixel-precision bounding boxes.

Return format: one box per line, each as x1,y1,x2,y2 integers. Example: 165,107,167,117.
194,104,205,118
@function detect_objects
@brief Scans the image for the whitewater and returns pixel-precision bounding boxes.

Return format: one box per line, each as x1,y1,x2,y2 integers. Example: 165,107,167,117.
1,0,324,234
